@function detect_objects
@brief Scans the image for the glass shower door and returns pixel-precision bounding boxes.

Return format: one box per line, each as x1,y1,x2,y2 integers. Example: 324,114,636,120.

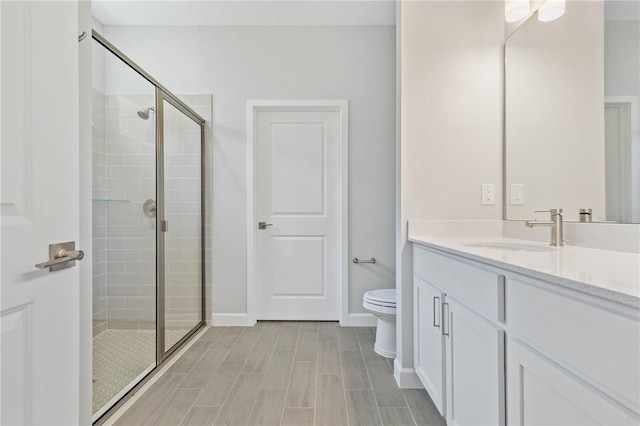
91,39,157,419
92,31,206,422
159,95,204,353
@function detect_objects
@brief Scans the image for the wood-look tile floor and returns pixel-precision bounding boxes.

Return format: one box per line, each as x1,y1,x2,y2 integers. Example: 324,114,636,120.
113,322,445,426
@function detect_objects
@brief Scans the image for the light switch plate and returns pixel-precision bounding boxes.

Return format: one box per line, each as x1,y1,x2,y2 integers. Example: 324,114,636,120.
510,184,524,205
481,184,496,205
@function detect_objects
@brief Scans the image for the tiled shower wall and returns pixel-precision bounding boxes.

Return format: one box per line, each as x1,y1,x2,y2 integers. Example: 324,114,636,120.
92,91,212,335
104,93,157,331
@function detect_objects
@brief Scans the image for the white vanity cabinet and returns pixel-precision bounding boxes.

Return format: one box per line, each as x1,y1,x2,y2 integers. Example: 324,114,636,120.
413,245,506,425
506,276,640,425
412,242,640,426
414,274,445,414
444,297,505,425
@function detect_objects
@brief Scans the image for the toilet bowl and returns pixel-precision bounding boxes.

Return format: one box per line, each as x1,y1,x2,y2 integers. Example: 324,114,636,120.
362,289,396,358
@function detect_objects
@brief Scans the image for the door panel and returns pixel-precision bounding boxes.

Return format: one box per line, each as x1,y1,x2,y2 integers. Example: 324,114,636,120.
255,105,345,320
445,298,505,426
1,1,81,423
270,123,325,215
507,343,637,425
414,276,446,416
271,236,325,296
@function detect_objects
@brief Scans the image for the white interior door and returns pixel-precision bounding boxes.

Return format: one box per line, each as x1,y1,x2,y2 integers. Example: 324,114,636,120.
1,2,82,424
605,98,639,223
253,102,347,320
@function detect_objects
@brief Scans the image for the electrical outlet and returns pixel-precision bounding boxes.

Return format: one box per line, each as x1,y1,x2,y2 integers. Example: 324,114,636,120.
510,184,524,205
481,184,496,205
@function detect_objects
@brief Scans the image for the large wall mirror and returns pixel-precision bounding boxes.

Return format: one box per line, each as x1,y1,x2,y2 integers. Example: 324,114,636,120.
505,0,639,223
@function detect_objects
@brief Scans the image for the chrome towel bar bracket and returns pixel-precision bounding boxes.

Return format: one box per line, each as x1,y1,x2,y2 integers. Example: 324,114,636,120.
353,257,376,264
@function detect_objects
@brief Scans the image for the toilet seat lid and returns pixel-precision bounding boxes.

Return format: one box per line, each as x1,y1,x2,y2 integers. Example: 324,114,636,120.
364,289,396,305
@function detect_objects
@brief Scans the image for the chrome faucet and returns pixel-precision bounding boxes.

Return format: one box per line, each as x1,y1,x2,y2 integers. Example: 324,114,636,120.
525,209,564,247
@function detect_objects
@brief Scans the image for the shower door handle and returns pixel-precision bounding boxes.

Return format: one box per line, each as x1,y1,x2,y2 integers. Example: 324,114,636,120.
35,241,84,272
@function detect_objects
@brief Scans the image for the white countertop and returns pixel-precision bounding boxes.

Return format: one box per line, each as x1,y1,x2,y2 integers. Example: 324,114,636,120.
409,235,640,308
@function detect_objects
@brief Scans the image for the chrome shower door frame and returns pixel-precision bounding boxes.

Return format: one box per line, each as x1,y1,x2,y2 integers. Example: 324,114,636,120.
155,89,207,363
91,30,207,425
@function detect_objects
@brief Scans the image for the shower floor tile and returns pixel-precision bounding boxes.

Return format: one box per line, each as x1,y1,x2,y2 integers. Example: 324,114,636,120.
93,329,185,415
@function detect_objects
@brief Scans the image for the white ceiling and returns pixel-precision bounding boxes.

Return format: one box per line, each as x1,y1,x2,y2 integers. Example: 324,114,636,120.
92,0,397,26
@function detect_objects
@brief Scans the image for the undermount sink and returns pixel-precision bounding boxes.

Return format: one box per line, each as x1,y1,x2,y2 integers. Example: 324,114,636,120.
460,241,557,253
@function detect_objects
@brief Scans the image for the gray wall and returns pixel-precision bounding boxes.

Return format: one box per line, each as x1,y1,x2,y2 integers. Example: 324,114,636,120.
605,20,639,99
605,19,639,124
102,25,397,319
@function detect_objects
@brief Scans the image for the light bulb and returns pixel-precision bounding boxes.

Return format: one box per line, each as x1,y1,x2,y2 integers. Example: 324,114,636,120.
505,0,530,22
538,0,566,22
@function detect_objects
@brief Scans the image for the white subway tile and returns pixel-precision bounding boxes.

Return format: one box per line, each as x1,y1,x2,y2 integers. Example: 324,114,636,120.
107,261,126,274
106,141,140,155
166,190,200,202
165,201,200,214
166,296,201,309
125,154,155,167
125,261,155,274
104,177,139,191
181,178,201,191
108,297,126,309
110,166,155,178
138,285,156,297
108,309,154,321
166,154,200,166
167,261,200,273
165,273,199,286
125,296,155,310
164,166,200,178
107,285,140,297
106,249,140,262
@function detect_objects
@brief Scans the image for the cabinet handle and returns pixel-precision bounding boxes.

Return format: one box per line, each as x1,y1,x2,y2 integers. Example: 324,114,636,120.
433,296,440,328
442,302,450,336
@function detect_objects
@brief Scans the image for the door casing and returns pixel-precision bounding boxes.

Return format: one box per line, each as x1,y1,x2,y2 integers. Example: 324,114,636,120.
246,100,349,326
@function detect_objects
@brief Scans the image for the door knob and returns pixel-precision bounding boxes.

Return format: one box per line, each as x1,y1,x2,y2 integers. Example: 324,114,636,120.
35,241,84,272
258,222,273,230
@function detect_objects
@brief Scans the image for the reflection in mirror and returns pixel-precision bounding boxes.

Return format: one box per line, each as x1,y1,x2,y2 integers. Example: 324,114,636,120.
605,1,639,223
505,0,639,223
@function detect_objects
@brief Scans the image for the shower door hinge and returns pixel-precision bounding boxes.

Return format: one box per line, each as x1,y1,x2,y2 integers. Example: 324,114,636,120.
161,220,168,232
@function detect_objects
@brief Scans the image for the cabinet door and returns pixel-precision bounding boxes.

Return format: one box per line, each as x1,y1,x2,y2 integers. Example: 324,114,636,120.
445,298,505,426
414,276,446,415
507,342,638,425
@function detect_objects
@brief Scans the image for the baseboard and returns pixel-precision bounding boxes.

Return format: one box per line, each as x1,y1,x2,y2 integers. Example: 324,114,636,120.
393,359,424,389
341,313,377,327
214,312,374,327
211,313,255,327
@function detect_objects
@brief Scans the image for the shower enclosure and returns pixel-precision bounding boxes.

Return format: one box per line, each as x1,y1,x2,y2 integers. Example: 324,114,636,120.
91,31,206,422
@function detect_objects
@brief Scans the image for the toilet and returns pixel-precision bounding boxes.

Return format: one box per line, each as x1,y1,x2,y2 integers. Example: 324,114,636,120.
362,289,396,358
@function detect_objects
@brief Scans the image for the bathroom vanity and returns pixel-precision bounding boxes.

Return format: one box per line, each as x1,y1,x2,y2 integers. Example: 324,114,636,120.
410,235,640,425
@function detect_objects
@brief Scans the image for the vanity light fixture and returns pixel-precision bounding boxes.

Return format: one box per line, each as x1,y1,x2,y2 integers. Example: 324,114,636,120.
538,0,566,22
505,0,530,22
